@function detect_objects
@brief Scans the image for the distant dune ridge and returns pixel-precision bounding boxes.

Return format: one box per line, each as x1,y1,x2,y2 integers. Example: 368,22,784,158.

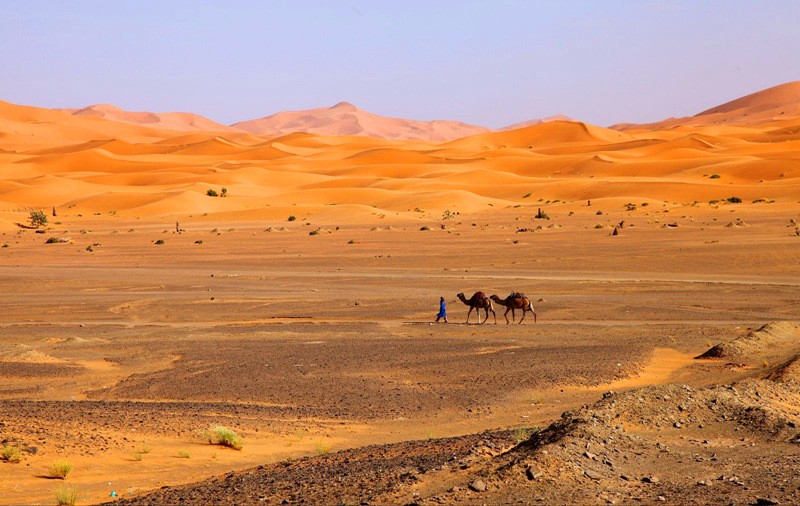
232,101,491,142
613,80,800,130
1,81,800,227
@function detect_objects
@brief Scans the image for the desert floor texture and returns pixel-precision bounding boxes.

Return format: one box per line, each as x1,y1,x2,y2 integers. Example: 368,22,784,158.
0,83,799,505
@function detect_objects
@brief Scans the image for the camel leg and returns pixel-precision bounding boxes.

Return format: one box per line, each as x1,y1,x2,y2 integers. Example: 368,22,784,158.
503,307,510,324
518,309,525,324
476,307,482,324
490,306,497,324
510,308,516,323
480,307,487,324
466,307,472,324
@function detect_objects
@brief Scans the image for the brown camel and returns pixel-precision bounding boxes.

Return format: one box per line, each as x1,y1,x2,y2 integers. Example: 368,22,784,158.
490,293,537,324
456,292,496,324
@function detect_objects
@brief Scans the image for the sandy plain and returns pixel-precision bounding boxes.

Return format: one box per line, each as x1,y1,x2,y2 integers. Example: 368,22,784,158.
0,85,799,504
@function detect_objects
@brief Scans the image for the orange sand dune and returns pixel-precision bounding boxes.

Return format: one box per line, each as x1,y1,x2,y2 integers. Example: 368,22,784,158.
2,84,800,228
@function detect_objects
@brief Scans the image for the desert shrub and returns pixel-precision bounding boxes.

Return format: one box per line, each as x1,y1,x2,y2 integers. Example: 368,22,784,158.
512,426,540,444
640,202,649,207
137,444,152,454
709,174,721,179
420,226,430,231
287,215,296,221
55,484,78,506
625,203,637,211
594,224,604,229
85,245,93,252
45,237,61,244
206,189,218,197
522,192,532,198
29,210,48,228
203,425,243,450
347,239,355,244
315,441,330,455
1,244,8,248
220,188,228,197
49,460,73,479
726,196,742,204
308,229,319,236
752,198,766,203
1,445,22,463
709,200,719,204
195,240,203,244
131,452,143,461
154,239,165,245
177,450,191,459
534,208,550,220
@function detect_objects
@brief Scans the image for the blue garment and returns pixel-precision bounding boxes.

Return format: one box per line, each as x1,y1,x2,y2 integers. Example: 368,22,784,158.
437,301,447,317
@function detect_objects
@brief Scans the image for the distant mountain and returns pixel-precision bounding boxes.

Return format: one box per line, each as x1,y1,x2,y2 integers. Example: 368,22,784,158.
232,102,490,142
499,114,576,131
612,81,800,130
64,104,240,132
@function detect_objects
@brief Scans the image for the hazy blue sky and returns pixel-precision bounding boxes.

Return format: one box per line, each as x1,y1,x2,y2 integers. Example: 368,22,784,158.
2,1,798,127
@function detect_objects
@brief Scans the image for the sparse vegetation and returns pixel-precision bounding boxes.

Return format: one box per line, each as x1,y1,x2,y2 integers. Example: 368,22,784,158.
206,189,218,197
49,460,73,480
512,426,540,444
54,484,78,506
347,239,355,244
594,224,604,229
709,200,719,205
177,450,191,459
726,196,742,204
534,208,550,220
29,210,48,228
1,244,8,248
1,445,22,463
625,203,637,211
709,174,721,179
288,215,296,222
137,444,152,454
522,192,533,198
131,451,143,461
220,187,228,197
420,226,430,231
85,245,93,252
309,229,320,236
195,240,203,244
154,239,165,245
203,425,243,450
315,441,331,455
45,237,66,244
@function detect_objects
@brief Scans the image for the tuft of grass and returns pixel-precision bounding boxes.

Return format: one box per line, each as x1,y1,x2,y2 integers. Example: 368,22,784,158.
287,215,296,222
49,460,73,480
131,452,143,461
315,441,330,455
1,445,22,463
154,239,165,245
137,444,152,454
54,484,78,506
203,425,243,450
308,229,319,236
177,450,191,459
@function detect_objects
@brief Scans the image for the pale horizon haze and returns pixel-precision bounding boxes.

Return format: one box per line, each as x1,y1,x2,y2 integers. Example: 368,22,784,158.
1,0,799,128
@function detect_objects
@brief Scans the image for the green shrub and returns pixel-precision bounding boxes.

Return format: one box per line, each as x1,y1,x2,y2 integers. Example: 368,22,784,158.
287,215,296,221
206,189,218,197
203,425,243,450
309,229,319,236
534,208,549,220
177,450,191,459
29,210,48,228
709,174,721,179
49,460,73,479
154,239,165,245
726,196,742,204
220,188,228,197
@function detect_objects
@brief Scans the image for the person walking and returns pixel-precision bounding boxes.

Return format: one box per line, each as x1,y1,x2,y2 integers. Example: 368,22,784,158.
435,296,448,323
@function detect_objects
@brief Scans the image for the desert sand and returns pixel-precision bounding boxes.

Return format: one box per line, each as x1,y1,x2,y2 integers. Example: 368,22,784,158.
0,83,799,505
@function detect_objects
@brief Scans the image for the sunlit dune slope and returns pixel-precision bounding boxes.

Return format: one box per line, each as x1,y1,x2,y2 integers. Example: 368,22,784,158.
65,103,242,133
1,84,800,228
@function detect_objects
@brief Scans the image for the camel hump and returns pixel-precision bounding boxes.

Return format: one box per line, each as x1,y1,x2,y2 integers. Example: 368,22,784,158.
470,291,485,303
510,292,526,300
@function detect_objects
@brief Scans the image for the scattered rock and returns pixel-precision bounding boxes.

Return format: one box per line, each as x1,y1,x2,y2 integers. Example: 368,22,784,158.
525,466,542,480
584,470,602,481
468,479,486,492
642,476,660,484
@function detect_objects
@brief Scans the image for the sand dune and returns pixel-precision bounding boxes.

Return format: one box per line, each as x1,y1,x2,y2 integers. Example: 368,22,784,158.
66,103,241,132
499,113,576,131
233,101,490,142
2,83,800,228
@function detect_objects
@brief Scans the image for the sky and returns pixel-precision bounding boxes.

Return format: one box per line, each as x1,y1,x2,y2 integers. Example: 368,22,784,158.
1,1,799,128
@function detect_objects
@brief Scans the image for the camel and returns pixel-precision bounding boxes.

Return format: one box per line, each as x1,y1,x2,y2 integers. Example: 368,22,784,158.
490,293,537,324
456,292,496,324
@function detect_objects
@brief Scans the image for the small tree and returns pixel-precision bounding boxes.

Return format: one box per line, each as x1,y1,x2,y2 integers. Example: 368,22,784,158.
29,210,48,228
220,188,228,197
206,189,218,197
